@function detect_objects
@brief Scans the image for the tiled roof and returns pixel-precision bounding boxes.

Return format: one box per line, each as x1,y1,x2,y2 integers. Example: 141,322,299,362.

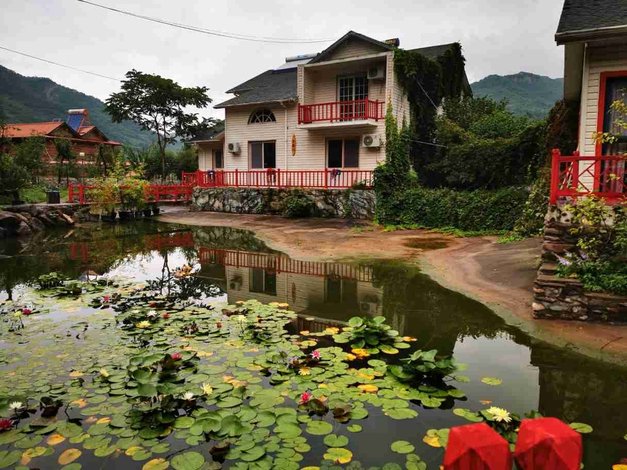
556,0,627,39
3,122,66,138
408,43,459,59
307,31,393,64
215,69,298,109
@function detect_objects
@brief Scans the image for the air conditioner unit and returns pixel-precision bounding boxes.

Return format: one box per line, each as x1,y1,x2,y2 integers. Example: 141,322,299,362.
227,142,241,154
360,302,378,315
362,134,381,148
367,66,385,80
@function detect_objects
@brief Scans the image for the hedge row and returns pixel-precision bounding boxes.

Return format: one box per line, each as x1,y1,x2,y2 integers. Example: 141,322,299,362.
377,186,529,232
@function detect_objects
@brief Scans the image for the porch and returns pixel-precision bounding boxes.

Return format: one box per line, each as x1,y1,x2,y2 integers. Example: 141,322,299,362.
549,149,626,204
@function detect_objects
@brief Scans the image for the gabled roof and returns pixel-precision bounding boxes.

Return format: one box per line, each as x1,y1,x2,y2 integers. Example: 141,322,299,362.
408,43,458,60
215,69,298,109
189,121,225,143
307,31,393,64
3,121,77,138
556,0,627,43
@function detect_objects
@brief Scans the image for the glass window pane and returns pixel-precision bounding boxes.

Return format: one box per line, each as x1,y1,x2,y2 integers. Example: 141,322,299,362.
215,150,223,169
263,142,276,168
344,139,359,168
328,140,343,168
250,142,263,169
264,271,277,295
250,268,264,293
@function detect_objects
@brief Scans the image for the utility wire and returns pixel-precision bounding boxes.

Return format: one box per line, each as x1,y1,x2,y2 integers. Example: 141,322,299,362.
0,45,121,81
77,0,334,44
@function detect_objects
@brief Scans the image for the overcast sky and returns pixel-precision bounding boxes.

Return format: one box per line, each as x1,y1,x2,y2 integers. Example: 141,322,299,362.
1,0,565,120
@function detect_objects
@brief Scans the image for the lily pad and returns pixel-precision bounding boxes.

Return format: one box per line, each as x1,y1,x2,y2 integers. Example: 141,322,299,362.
481,377,503,386
323,447,352,464
323,434,349,447
391,440,415,454
171,451,205,470
306,420,333,436
569,422,593,434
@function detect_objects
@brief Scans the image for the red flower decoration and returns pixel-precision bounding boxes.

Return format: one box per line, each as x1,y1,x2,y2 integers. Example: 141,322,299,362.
21,308,32,316
162,313,171,320
0,419,12,432
311,350,321,360
299,391,312,405
103,296,111,303
170,352,183,361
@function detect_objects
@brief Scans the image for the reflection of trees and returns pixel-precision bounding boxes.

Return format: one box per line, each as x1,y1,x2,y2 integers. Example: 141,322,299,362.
369,261,515,356
531,344,627,468
191,227,275,253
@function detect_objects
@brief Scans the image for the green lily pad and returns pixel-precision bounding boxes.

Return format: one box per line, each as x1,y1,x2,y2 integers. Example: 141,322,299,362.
306,420,333,436
391,440,415,454
481,377,502,386
171,451,205,470
569,422,593,434
323,434,349,447
173,417,195,429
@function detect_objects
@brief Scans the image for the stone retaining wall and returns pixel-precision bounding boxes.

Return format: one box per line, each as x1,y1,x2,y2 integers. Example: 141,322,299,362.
533,205,627,323
191,187,375,219
0,204,86,238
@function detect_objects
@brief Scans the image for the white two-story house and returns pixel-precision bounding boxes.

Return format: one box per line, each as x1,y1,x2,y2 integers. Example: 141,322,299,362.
192,31,468,187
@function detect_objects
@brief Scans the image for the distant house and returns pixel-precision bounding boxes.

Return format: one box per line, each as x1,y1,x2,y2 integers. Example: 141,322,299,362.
2,109,121,169
556,0,627,156
191,31,468,187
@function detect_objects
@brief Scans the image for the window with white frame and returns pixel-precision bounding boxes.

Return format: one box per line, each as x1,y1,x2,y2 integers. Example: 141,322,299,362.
248,108,276,124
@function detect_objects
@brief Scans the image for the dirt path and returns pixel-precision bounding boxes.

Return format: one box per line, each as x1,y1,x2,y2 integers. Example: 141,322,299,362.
159,210,627,366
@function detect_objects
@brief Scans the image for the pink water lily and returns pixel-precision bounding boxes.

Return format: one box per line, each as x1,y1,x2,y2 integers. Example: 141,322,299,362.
102,295,111,303
0,419,12,432
21,308,32,316
170,352,183,361
310,350,321,360
299,391,313,405
162,313,171,320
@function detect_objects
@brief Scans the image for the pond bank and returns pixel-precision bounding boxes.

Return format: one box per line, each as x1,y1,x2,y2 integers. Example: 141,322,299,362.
158,210,627,366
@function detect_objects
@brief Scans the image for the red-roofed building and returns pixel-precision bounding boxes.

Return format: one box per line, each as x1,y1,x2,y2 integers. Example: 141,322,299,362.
1,109,122,173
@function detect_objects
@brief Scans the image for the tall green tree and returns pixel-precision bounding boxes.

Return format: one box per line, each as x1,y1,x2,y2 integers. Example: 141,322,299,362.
105,70,213,178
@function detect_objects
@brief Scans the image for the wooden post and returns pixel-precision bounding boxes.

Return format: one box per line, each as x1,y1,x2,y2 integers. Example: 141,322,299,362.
324,168,329,189
78,185,85,205
68,184,74,203
235,168,239,187
550,149,561,205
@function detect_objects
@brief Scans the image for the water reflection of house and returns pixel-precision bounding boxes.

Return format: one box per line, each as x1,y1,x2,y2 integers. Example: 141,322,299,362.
197,248,382,326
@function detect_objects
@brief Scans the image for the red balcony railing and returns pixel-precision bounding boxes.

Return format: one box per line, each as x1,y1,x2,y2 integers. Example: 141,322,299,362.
549,149,626,204
298,99,384,125
183,168,373,189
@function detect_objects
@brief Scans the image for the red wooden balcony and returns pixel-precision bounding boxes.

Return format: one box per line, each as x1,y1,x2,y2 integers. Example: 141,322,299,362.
183,168,373,189
549,149,626,204
298,99,384,125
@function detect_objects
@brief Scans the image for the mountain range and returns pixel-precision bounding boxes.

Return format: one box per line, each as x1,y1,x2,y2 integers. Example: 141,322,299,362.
471,72,564,119
0,65,154,148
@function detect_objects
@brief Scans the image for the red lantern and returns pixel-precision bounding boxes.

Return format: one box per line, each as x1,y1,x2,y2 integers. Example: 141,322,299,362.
514,417,582,470
443,423,512,470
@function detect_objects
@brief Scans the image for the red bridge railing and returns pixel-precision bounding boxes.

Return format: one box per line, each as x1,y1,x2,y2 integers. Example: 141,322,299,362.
550,149,626,205
298,99,384,125
182,169,373,189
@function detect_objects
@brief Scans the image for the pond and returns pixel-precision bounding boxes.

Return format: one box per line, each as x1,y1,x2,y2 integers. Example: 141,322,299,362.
0,221,626,469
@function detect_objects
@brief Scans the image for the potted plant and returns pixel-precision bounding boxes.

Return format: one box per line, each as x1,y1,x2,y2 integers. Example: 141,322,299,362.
119,177,148,221
90,177,118,222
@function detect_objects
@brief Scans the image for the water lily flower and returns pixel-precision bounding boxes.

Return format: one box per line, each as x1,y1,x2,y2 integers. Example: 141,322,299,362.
0,418,12,431
102,295,111,303
99,368,110,378
8,402,23,411
171,352,183,361
201,383,213,395
21,308,32,316
147,310,158,319
310,350,321,361
487,406,512,423
299,367,311,376
183,392,195,401
162,313,171,320
216,321,222,329
136,320,151,329
299,391,312,405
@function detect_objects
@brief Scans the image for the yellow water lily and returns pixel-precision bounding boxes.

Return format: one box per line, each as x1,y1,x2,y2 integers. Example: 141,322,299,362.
487,406,512,423
136,320,151,329
298,367,311,376
201,383,213,395
351,348,370,359
99,368,110,378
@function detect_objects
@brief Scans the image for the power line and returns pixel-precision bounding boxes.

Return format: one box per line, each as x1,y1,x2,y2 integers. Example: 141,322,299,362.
0,45,121,81
77,0,334,44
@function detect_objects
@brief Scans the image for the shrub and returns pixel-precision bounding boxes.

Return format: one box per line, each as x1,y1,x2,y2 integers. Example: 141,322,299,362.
282,191,316,218
377,185,529,232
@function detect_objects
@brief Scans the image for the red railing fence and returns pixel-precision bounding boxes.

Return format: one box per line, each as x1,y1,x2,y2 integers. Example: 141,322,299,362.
550,149,626,204
298,99,384,125
182,168,373,190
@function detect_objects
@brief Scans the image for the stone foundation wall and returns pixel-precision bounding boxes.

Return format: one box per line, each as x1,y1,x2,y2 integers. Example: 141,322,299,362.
0,204,86,238
191,187,375,219
533,205,627,323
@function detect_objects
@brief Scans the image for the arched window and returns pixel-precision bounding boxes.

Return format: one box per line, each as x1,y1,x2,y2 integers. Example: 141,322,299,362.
248,108,276,124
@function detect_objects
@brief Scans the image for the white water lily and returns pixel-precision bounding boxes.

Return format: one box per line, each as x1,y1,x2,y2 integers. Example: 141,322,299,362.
201,383,213,395
183,392,195,401
8,402,23,411
487,406,512,423
99,368,110,378
147,310,158,318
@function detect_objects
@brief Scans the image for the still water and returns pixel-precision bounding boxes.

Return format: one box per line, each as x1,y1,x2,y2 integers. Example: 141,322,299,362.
0,221,625,468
